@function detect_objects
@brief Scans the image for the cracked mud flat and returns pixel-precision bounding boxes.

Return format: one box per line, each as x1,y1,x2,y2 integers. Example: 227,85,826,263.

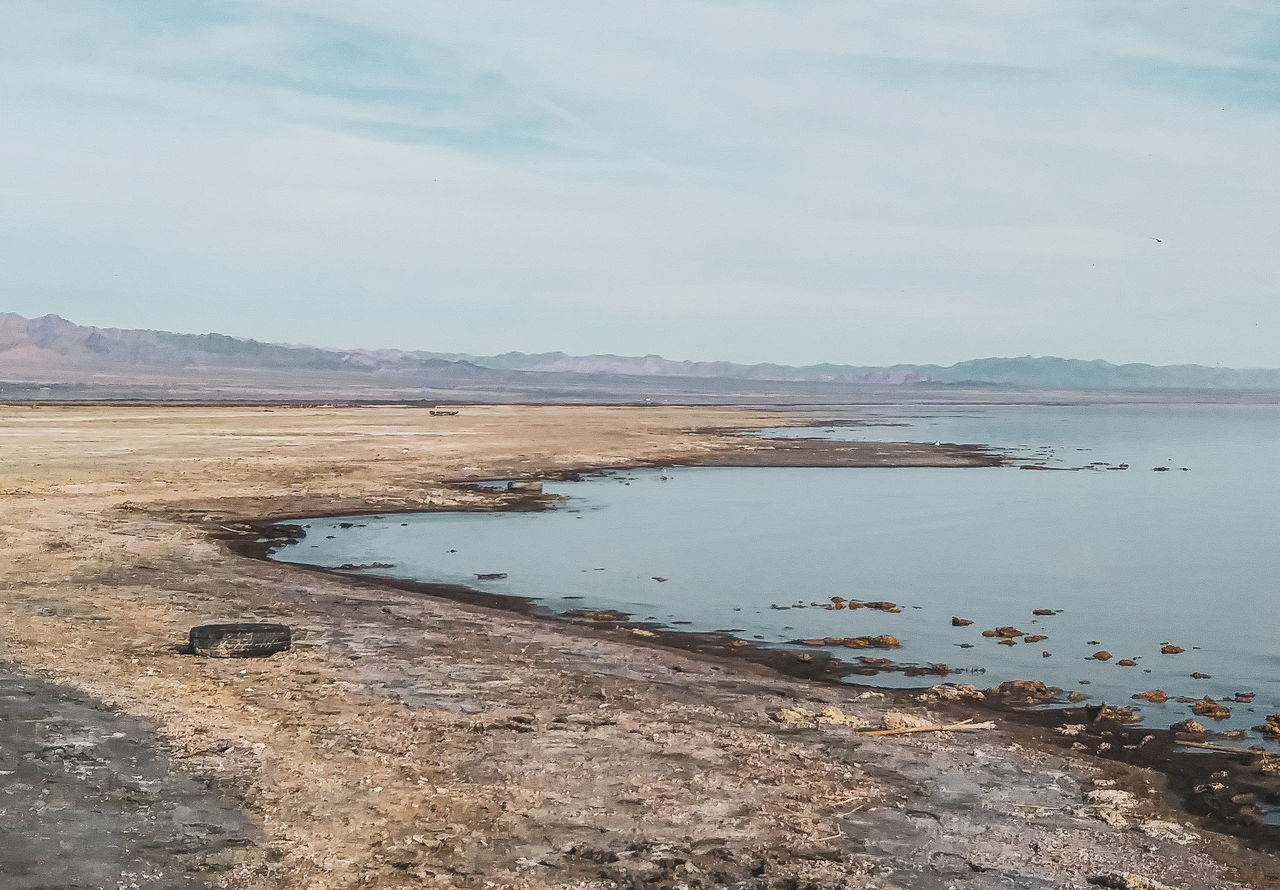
0,403,1275,888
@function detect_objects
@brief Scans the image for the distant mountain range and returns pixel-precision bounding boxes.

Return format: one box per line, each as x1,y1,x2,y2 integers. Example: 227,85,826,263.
418,349,1280,390
4,312,1280,392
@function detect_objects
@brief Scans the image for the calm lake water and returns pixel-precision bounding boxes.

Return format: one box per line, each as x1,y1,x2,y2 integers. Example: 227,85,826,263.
269,404,1280,738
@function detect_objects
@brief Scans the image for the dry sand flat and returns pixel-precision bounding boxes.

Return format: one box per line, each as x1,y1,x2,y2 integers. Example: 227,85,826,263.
0,403,1271,889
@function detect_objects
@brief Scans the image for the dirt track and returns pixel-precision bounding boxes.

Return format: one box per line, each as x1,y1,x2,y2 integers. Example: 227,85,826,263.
0,404,1273,888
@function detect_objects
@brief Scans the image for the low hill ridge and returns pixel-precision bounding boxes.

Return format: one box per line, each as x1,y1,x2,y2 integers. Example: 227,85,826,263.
3,313,1278,390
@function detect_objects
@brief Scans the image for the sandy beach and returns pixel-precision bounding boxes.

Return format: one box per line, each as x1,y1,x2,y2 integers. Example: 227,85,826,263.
1,403,1275,889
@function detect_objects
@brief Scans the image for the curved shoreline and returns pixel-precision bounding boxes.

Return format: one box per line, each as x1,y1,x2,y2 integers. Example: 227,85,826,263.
4,403,1278,888
232,479,1280,856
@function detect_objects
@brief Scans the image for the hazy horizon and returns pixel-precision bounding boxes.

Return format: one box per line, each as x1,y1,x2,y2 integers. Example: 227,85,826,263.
3,3,1279,367
9,309,1278,373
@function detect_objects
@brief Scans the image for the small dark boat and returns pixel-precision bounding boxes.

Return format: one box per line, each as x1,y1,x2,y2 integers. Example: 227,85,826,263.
475,572,508,580
429,409,459,416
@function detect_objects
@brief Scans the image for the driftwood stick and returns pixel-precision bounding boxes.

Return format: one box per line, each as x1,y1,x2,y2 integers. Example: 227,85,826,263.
1173,740,1261,755
855,720,996,736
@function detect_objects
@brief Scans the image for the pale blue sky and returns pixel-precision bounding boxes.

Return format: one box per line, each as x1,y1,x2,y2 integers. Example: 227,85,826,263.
3,1,1279,365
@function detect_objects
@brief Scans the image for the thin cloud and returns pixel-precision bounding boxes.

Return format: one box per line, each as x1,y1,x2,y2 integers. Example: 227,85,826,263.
1,1,1279,366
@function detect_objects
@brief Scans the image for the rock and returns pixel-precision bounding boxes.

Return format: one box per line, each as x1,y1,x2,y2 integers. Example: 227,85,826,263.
951,617,974,626
1255,713,1280,737
981,626,1023,638
817,706,869,728
1132,690,1167,703
1023,634,1048,643
986,679,1059,706
1190,672,1212,679
1116,659,1138,667
929,683,984,701
864,601,901,613
1160,644,1184,654
1232,692,1255,703
1032,608,1057,616
881,711,932,730
771,705,873,728
829,596,846,609
1068,691,1088,702
1191,697,1231,720
799,635,901,649
1094,704,1142,724
1137,820,1197,844
1085,789,1135,806
1171,719,1208,735
849,634,900,649
998,638,1018,646
776,706,813,726
1041,650,1051,657
1091,650,1113,661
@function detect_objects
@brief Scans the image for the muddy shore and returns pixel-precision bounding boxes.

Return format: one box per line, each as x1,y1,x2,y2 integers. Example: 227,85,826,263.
1,403,1276,889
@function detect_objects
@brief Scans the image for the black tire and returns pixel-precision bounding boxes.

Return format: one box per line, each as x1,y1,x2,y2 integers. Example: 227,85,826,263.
189,623,291,658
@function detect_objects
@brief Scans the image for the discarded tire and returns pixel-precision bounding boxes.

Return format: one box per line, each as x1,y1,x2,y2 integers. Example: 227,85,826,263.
189,623,291,658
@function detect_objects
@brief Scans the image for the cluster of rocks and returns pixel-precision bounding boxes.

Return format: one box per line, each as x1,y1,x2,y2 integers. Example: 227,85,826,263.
826,596,902,612
798,634,901,649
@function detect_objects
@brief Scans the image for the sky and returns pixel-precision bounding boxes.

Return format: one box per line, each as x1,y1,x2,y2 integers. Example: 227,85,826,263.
2,1,1279,367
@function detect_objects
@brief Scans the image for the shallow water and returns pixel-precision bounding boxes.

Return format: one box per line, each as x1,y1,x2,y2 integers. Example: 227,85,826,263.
271,404,1280,738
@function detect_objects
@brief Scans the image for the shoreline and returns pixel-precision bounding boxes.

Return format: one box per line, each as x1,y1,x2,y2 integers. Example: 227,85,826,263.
1,403,1276,888
234,477,1280,856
